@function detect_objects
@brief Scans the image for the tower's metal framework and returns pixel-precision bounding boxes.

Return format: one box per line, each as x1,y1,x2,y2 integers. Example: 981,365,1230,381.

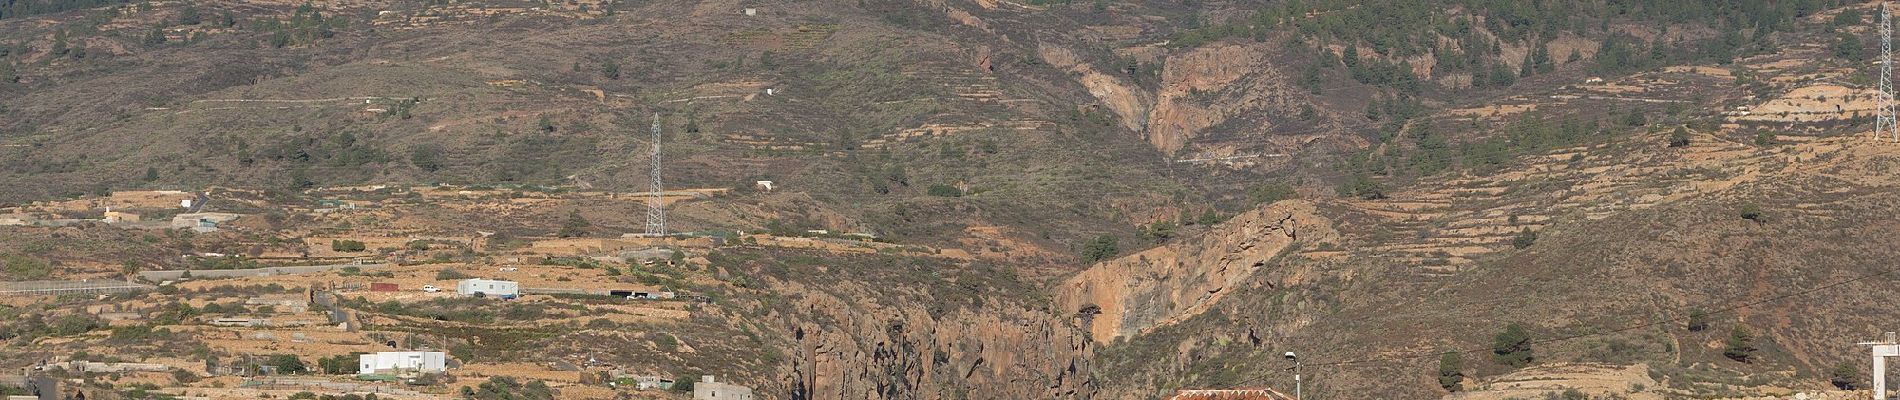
1878,2,1898,142
644,113,666,236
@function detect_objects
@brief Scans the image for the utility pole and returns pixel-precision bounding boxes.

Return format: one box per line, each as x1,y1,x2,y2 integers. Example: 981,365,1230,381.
1284,351,1301,400
1878,2,1898,142
644,113,666,237
1863,332,1900,400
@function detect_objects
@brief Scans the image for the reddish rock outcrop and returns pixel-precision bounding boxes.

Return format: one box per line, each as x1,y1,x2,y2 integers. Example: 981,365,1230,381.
1054,200,1337,343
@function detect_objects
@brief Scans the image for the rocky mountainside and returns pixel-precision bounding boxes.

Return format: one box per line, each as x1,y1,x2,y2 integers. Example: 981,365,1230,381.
4,0,1900,398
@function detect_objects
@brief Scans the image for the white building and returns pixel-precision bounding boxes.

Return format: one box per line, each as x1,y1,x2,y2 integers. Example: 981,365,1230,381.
456,278,519,298
357,352,447,374
170,212,242,232
693,375,753,400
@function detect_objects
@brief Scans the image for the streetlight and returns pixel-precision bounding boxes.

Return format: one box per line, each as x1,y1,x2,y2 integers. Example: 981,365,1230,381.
1284,351,1301,400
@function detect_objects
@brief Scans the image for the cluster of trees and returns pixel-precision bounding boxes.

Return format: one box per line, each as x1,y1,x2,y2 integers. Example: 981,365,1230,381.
143,4,236,46
1341,45,1421,94
1079,235,1118,263
1171,0,1839,94
1247,182,1297,205
330,239,367,252
0,0,130,20
383,97,419,120
1434,308,1799,392
0,42,18,82
925,184,962,197
255,2,344,48
1491,322,1534,367
1437,352,1464,391
409,144,447,172
1,254,51,279
0,313,100,343
315,353,362,374
557,210,590,238
260,131,390,171
460,377,556,400
1346,108,1657,184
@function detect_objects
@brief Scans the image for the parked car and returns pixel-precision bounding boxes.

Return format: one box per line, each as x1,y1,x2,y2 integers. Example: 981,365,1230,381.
422,285,441,293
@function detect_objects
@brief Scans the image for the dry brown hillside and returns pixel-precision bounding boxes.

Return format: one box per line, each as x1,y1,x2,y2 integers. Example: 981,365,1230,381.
3,0,1898,398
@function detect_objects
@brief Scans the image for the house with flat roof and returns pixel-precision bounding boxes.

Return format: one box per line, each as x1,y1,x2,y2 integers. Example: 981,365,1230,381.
358,352,447,374
692,375,752,400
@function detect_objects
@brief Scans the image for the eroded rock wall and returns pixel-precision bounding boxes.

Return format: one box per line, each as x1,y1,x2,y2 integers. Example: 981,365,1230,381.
1054,200,1337,343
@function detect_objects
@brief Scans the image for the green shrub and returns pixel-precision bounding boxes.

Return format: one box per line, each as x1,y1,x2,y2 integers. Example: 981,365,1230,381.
1723,326,1755,362
1832,360,1859,389
331,240,367,252
1740,203,1764,222
1437,352,1464,391
268,354,308,374
1338,174,1387,200
925,184,962,197
1492,323,1534,368
1248,182,1297,204
1510,229,1537,249
1753,131,1776,146
600,62,621,80
671,374,696,393
1686,308,1709,332
1667,127,1690,148
654,334,678,352
1079,235,1119,263
2,254,52,279
558,210,591,238
318,354,360,374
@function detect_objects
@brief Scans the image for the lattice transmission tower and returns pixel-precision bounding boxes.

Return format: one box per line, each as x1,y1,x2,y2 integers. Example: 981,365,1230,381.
644,113,666,236
1879,2,1898,141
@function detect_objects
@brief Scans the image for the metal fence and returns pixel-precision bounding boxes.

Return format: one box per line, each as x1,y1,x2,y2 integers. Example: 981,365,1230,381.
0,280,153,295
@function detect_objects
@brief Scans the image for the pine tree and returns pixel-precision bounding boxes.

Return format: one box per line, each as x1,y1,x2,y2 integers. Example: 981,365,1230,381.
1531,41,1552,74
145,27,167,46
1437,352,1465,391
1492,323,1534,367
1723,326,1755,362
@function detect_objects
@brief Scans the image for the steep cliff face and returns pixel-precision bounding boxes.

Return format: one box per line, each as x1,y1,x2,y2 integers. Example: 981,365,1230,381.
755,255,1095,400
1039,43,1152,133
1144,44,1285,154
1054,200,1338,343
1039,40,1319,159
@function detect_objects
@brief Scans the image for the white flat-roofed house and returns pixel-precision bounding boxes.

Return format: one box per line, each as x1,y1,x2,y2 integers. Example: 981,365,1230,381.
358,352,447,374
